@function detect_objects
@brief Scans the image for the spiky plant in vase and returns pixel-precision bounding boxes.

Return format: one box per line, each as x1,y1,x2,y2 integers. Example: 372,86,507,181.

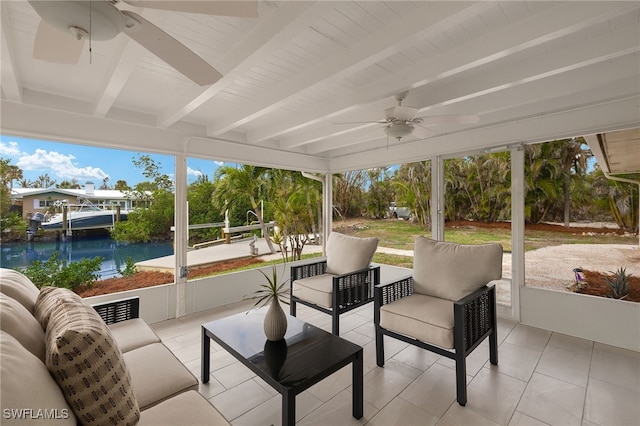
249,265,289,341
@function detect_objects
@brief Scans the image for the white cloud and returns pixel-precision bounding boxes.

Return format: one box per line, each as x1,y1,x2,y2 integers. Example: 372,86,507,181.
215,161,224,166
0,141,22,157
187,167,203,178
16,149,109,181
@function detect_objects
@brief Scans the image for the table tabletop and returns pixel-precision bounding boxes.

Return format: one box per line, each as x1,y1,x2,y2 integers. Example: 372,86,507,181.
202,309,362,394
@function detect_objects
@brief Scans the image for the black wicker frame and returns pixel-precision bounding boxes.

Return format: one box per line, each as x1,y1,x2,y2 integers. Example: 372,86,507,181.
92,296,140,325
374,277,498,406
290,260,380,335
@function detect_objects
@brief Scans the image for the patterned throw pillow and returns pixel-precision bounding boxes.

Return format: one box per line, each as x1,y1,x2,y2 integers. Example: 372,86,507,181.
45,298,140,426
34,286,84,330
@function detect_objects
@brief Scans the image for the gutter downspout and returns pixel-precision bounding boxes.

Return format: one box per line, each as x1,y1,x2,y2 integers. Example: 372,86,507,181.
302,171,329,255
596,134,640,246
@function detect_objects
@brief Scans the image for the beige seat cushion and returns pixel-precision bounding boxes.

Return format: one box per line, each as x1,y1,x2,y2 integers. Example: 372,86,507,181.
109,318,161,353
292,273,336,308
0,268,40,313
138,390,229,425
413,236,502,301
325,232,378,275
34,286,84,330
0,294,46,361
123,342,198,410
379,293,455,349
0,331,76,426
45,298,140,426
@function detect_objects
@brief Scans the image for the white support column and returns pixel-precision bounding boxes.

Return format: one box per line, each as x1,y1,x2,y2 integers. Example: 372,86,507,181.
174,153,188,318
431,156,445,241
322,172,333,255
511,145,525,321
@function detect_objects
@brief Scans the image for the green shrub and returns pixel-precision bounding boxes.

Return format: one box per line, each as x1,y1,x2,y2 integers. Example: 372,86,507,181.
606,267,631,300
23,252,103,290
118,257,137,277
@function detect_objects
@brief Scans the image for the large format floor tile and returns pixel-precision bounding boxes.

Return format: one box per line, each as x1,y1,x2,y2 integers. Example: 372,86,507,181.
151,302,639,425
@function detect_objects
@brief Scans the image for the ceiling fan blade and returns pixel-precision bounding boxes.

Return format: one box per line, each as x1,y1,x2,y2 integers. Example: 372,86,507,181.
33,19,84,64
418,114,480,125
412,124,435,140
384,105,417,121
121,11,222,86
123,1,258,17
333,120,387,125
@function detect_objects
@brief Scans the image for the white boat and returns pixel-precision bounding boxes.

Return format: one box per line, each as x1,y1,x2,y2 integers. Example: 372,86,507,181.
34,199,129,231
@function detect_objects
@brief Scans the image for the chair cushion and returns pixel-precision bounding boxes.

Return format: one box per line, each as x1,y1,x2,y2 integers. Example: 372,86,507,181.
34,286,84,330
325,232,378,275
45,298,140,426
109,318,161,353
123,343,198,410
0,293,46,361
0,331,76,426
292,273,337,308
0,268,40,313
379,293,455,349
138,390,230,426
413,236,502,301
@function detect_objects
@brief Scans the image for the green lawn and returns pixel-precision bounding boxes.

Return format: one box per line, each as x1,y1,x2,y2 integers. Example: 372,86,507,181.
335,218,636,254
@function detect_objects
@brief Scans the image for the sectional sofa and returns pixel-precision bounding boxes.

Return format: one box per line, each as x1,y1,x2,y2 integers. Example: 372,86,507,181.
0,268,229,425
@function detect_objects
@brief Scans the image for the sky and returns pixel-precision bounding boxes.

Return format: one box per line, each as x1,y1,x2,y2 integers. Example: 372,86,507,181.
0,135,225,187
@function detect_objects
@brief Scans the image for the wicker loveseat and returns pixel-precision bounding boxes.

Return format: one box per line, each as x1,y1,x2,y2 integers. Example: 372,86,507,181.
0,268,228,425
374,237,503,406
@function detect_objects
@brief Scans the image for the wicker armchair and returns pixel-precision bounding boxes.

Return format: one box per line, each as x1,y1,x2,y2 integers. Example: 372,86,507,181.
374,237,502,406
290,232,380,335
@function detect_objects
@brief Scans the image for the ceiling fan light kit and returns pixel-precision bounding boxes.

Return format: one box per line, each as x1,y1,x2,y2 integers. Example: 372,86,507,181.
386,123,415,140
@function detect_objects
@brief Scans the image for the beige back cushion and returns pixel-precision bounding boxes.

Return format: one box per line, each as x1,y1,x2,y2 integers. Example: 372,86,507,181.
45,299,140,426
413,236,503,301
0,293,46,361
34,286,84,330
0,331,76,425
0,268,39,313
325,232,378,275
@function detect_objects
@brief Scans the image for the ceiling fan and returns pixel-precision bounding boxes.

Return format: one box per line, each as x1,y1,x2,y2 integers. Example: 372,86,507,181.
28,0,258,86
339,92,480,141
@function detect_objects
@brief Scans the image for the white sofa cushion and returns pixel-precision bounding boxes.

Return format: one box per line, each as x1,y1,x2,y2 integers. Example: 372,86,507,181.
0,268,39,313
0,294,46,361
109,318,161,353
379,293,455,349
0,331,76,425
123,343,198,410
325,232,378,275
413,237,502,301
292,273,337,308
138,390,229,425
45,298,140,426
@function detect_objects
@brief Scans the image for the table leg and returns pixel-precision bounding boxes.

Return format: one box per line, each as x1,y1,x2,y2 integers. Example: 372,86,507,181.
282,392,295,426
201,326,210,383
352,349,363,419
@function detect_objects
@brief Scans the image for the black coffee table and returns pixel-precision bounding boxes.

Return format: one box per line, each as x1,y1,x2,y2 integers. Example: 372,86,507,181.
201,309,363,426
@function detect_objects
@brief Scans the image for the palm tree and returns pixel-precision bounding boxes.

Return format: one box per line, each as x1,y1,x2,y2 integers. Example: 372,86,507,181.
213,165,276,254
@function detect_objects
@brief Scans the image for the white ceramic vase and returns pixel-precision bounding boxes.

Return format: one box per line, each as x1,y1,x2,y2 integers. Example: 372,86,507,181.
264,298,287,341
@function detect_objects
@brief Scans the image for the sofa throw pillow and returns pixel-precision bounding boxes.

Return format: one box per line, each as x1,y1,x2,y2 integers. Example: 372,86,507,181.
0,293,47,361
325,232,378,275
45,298,140,426
412,236,503,301
0,267,40,313
34,286,85,330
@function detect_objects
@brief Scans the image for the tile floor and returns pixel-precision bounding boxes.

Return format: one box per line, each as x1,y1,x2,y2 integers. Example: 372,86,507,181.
151,301,640,426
